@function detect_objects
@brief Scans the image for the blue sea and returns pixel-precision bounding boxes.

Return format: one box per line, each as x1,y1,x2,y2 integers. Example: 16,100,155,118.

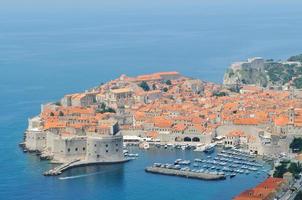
0,0,301,199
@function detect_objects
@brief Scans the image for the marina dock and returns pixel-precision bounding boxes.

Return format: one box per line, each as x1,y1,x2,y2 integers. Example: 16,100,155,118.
145,166,226,180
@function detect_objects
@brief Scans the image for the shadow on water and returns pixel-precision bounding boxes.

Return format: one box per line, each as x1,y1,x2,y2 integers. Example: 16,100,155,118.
58,163,125,182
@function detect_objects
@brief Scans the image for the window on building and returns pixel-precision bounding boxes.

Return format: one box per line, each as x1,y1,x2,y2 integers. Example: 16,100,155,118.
67,148,70,152
116,149,118,152
97,155,100,158
94,144,97,147
106,150,108,153
106,144,108,147
83,147,86,151
75,148,78,151
116,143,118,147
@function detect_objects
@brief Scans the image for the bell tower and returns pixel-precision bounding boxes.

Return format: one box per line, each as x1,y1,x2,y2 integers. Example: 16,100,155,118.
288,107,295,124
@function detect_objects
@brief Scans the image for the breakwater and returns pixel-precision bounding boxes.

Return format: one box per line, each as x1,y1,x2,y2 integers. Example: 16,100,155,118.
145,166,226,180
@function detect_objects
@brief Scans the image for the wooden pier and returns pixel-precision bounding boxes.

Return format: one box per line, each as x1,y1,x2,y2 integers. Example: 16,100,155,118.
145,166,226,180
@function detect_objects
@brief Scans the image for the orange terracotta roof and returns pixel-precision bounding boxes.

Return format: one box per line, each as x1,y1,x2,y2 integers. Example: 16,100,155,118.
233,118,260,125
147,131,159,138
233,177,284,200
111,88,132,94
173,123,187,132
274,115,289,126
227,130,246,137
153,116,173,128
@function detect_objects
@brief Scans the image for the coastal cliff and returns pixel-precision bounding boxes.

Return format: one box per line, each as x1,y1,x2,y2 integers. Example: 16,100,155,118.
223,54,302,89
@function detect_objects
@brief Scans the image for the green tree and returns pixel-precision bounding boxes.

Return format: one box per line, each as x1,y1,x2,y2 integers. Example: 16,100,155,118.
163,87,168,92
288,162,302,177
290,138,302,153
152,84,157,90
139,81,150,91
165,80,172,85
106,107,116,113
288,54,302,62
294,78,302,89
96,103,116,114
273,162,288,178
100,102,106,110
295,191,302,200
213,91,227,97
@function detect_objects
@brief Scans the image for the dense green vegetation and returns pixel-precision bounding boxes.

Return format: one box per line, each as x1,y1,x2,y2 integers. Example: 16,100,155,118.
96,103,116,114
289,162,302,177
213,91,228,97
227,69,235,78
264,62,297,85
294,77,302,89
225,54,302,88
273,160,302,179
165,80,172,85
288,54,302,62
163,87,168,92
263,61,302,86
138,81,150,91
290,138,302,153
295,191,302,200
273,161,289,178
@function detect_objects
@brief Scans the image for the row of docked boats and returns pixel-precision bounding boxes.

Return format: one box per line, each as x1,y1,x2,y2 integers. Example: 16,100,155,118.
170,149,265,178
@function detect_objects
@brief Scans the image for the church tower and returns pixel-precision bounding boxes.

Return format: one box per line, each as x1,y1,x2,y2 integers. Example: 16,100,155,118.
289,107,295,124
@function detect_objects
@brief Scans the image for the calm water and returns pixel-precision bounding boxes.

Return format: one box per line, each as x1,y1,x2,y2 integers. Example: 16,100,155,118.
0,0,302,199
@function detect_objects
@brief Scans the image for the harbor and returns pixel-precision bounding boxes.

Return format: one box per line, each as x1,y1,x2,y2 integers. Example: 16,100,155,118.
144,147,269,180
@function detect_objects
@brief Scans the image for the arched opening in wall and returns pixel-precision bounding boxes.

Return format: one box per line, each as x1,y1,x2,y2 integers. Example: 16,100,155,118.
175,137,182,142
50,112,54,116
184,137,191,142
192,137,200,142
59,111,64,116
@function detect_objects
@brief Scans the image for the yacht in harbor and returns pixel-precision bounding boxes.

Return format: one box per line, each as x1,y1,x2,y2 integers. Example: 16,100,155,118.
194,143,216,153
204,143,216,154
194,143,206,152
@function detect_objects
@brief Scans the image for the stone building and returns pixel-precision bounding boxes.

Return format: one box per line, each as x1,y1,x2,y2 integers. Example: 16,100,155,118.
24,111,124,164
